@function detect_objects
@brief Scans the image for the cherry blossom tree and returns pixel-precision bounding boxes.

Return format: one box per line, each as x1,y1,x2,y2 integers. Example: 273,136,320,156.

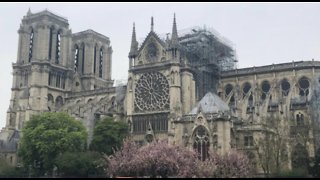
196,150,253,178
106,138,198,178
106,138,140,177
106,138,253,178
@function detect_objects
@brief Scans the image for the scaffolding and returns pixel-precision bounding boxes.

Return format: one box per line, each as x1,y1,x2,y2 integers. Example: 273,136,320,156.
178,26,238,100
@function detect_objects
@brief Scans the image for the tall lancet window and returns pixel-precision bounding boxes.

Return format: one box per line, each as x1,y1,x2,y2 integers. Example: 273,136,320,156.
81,43,85,74
28,29,34,62
193,125,210,161
48,27,53,60
99,48,103,78
81,44,85,74
74,45,79,72
55,31,61,64
93,45,97,74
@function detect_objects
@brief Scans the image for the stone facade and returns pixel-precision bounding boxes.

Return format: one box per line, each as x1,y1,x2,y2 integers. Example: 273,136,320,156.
0,9,319,175
0,9,118,165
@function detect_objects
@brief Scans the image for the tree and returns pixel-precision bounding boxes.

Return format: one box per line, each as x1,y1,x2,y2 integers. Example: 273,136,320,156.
254,115,288,177
107,138,198,178
90,117,128,155
107,138,252,178
214,150,252,178
196,150,252,178
55,151,104,177
136,139,198,178
106,138,140,177
18,112,87,177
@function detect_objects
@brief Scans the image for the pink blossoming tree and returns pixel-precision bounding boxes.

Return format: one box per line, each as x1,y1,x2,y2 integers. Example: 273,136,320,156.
106,138,253,178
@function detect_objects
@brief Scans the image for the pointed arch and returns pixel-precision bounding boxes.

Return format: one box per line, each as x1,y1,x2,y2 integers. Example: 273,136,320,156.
28,28,34,62
225,84,233,97
93,44,98,74
280,78,290,96
48,26,54,60
242,82,251,98
55,29,62,64
55,96,63,110
74,44,79,72
261,80,271,100
81,42,85,74
192,125,210,161
298,76,310,97
48,94,54,111
99,46,104,78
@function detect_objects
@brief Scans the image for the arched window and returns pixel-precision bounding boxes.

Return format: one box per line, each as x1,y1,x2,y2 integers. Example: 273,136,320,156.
81,44,85,74
48,94,54,103
56,74,61,88
298,77,310,97
93,45,97,74
296,112,304,126
193,126,210,161
225,84,233,97
55,31,61,64
281,79,290,96
24,70,28,86
55,96,63,109
74,45,79,72
261,81,270,100
48,27,53,60
99,48,103,78
242,82,251,98
61,74,66,89
48,94,54,111
28,29,34,62
48,72,52,86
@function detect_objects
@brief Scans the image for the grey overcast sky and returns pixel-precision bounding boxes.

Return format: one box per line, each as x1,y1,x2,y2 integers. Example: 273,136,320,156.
1,2,320,129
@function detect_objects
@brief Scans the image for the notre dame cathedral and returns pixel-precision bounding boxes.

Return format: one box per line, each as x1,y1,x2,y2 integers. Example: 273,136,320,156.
1,9,320,175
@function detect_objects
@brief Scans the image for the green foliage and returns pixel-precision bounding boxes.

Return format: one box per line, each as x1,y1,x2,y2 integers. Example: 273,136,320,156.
0,158,26,178
18,112,88,177
55,151,105,177
90,117,128,155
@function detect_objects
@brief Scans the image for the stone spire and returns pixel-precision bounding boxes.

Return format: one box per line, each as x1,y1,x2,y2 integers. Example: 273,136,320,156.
151,16,154,32
129,22,138,58
171,13,178,45
27,8,32,16
168,13,180,51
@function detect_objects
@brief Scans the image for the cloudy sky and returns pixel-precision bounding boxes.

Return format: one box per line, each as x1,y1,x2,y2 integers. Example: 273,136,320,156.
1,2,320,128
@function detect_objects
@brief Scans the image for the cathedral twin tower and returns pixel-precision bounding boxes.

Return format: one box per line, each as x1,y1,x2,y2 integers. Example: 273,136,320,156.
7,9,113,131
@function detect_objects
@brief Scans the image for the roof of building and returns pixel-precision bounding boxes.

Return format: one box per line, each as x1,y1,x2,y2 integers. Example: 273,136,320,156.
189,92,229,115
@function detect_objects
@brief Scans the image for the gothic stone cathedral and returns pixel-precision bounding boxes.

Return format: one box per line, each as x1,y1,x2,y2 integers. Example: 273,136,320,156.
1,9,320,174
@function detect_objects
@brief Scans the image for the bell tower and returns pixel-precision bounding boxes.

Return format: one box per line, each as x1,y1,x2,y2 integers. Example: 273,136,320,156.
6,9,72,131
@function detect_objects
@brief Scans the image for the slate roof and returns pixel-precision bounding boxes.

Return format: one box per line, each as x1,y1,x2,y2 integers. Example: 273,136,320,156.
189,92,230,115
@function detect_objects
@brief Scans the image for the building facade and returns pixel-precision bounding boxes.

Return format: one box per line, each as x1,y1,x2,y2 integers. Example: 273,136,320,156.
0,9,118,165
0,9,319,175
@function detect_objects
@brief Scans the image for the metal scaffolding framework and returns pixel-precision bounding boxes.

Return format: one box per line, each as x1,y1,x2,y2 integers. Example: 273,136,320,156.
178,26,238,100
